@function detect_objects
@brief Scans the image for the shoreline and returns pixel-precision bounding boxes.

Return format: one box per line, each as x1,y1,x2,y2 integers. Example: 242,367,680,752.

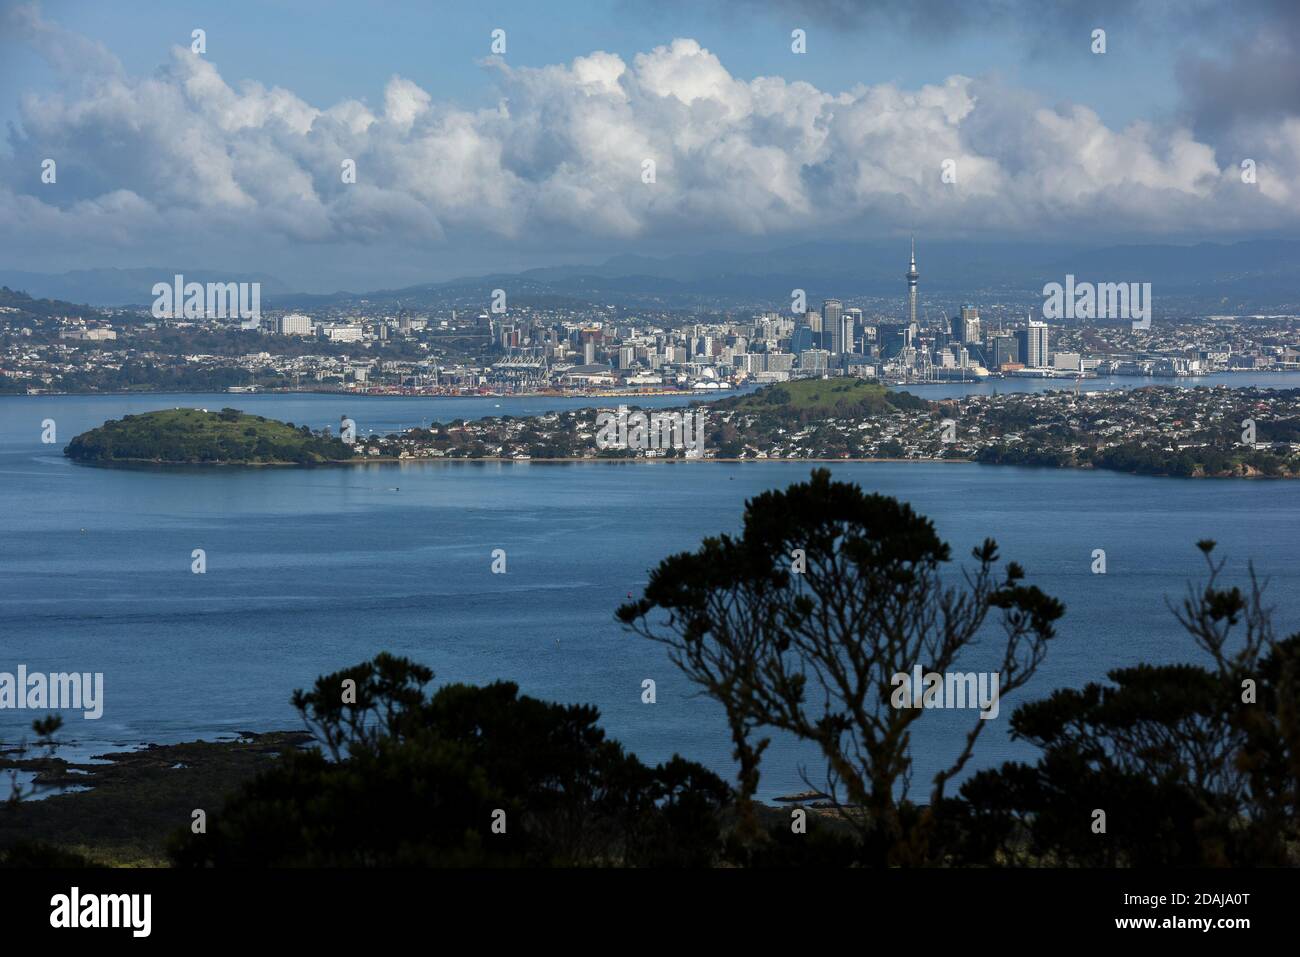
68,454,975,467
2,388,725,401
6,367,1300,401
62,455,1299,478
0,730,842,865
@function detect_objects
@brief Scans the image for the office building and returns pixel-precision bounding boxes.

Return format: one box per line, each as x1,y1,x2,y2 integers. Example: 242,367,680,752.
823,299,843,352
1016,321,1050,368
991,335,1020,369
799,349,830,374
276,313,313,336
952,305,981,345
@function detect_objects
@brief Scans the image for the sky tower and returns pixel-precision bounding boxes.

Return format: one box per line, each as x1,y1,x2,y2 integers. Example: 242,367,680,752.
906,236,920,328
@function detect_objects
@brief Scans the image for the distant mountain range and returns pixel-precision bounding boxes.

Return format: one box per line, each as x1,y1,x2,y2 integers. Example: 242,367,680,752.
6,239,1300,312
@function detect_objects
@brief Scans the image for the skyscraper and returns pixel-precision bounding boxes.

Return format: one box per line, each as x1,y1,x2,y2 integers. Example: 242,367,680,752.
823,299,843,353
906,237,919,328
842,306,863,356
790,325,814,354
1015,320,1050,368
956,304,981,344
992,335,1020,369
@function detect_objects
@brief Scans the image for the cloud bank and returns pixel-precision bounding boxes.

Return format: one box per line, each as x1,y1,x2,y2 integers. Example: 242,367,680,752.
2,1,1298,280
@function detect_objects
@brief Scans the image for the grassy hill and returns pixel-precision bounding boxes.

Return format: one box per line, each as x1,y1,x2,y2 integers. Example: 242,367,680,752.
64,408,357,465
712,378,930,422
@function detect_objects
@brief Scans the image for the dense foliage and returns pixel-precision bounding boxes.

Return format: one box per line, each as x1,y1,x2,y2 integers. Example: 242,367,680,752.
169,655,732,867
976,439,1297,477
64,407,355,464
957,544,1300,866
619,468,1065,864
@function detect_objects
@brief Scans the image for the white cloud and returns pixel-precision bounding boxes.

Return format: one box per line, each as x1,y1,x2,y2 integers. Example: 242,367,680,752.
4,5,1300,269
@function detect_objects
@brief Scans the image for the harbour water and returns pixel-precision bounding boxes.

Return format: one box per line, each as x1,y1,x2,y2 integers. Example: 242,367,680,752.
2,379,1298,800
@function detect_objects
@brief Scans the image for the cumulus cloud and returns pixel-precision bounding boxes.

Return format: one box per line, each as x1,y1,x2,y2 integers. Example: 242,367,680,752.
2,2,1299,270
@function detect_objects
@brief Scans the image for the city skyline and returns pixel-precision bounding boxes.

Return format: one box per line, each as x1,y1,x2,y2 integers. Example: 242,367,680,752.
12,230,1290,401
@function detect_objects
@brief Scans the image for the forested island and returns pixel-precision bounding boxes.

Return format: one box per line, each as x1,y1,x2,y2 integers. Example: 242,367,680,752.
63,408,358,465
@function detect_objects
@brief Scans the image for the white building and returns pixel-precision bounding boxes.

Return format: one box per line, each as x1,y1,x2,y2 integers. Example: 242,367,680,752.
276,313,314,336
322,323,363,343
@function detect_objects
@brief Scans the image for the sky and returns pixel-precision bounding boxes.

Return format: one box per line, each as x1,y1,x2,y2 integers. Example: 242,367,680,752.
1,0,1299,292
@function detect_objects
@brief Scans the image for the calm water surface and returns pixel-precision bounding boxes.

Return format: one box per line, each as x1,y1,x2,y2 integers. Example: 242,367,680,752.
2,384,1297,800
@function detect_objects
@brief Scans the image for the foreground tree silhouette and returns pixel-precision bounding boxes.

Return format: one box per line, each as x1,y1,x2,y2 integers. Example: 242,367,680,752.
170,654,730,866
618,468,1065,864
958,542,1300,866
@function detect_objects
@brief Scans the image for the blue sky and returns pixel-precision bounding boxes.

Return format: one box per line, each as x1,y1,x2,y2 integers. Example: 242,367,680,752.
2,0,1189,132
1,0,1295,291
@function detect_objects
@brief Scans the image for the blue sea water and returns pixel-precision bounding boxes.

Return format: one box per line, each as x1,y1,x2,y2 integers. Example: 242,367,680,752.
1,384,1298,801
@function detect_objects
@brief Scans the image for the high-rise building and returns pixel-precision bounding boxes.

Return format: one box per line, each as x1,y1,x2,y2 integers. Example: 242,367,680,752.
906,237,919,328
822,299,843,353
877,323,914,360
991,335,1020,369
276,313,313,336
799,349,830,374
953,305,981,344
1016,321,1049,368
838,311,856,354
844,307,862,354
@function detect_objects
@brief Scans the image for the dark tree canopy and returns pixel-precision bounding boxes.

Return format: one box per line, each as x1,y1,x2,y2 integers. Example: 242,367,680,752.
958,544,1300,866
169,654,731,867
619,468,1066,864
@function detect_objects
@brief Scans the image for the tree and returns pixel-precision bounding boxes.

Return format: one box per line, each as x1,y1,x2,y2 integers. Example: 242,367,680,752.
617,468,1064,864
170,654,731,867
958,541,1300,866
